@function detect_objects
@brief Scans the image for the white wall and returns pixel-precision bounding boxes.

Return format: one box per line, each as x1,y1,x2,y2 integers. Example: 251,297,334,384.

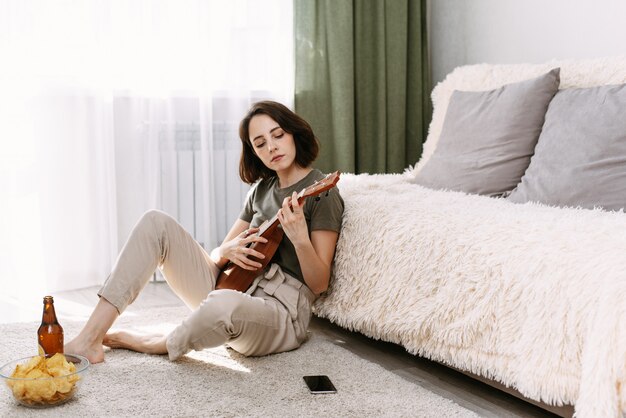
429,0,626,87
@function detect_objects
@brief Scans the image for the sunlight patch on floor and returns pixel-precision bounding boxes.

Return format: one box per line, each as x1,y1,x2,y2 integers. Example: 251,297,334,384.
0,294,41,324
50,296,99,322
186,347,251,373
129,323,177,335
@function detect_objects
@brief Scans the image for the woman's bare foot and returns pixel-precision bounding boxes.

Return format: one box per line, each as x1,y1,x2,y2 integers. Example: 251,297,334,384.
63,297,119,364
103,331,168,355
65,336,105,364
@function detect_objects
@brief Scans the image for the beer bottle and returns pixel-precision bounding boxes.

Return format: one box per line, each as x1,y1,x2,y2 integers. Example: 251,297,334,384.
37,296,64,357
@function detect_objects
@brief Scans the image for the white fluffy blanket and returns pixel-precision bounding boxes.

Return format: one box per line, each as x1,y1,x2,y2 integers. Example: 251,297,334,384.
315,173,626,418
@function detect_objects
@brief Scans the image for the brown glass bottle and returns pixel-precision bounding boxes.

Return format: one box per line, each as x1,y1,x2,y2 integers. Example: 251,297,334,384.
37,296,64,357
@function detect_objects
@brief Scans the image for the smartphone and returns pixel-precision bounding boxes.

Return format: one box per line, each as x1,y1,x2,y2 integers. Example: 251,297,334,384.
303,375,337,394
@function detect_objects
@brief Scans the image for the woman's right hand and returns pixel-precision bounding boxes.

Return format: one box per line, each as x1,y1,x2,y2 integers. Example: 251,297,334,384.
218,227,268,270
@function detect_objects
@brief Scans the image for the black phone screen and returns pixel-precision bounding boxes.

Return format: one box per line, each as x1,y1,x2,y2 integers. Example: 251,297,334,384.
303,375,337,394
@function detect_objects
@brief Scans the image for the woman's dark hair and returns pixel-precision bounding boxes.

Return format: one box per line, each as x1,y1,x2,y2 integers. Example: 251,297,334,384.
238,101,319,184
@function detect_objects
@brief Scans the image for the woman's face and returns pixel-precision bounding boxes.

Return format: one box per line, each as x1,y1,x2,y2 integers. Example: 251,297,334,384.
248,114,297,172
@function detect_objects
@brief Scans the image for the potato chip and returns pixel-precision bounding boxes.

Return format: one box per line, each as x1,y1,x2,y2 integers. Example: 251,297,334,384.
45,353,67,370
12,356,44,377
7,353,81,405
25,376,57,402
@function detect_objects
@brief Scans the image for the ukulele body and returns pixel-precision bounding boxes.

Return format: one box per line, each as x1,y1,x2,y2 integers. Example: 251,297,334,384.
215,222,284,292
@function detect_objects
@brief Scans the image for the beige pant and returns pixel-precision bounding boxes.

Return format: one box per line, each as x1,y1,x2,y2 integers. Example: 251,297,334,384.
98,210,316,361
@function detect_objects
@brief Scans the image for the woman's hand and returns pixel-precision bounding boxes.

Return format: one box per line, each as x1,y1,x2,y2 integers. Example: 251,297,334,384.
217,227,268,271
277,191,309,247
277,191,339,295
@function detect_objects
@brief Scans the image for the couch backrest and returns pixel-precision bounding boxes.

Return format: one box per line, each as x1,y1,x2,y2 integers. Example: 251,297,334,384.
414,55,626,174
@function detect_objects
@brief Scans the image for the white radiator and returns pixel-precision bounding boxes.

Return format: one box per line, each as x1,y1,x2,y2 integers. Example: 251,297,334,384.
158,120,249,250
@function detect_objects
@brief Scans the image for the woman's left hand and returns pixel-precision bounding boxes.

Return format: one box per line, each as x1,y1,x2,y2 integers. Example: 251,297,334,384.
277,191,308,247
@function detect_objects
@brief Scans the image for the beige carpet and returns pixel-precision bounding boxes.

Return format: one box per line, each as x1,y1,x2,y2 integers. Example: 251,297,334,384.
0,306,479,417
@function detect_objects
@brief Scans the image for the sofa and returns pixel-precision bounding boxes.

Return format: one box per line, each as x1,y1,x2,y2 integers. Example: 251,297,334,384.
314,56,626,418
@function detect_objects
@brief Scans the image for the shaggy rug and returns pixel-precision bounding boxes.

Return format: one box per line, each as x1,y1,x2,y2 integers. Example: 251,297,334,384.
0,306,479,417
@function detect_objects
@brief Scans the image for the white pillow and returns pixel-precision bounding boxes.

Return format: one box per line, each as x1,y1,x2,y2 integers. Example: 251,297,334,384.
412,56,626,177
414,69,560,196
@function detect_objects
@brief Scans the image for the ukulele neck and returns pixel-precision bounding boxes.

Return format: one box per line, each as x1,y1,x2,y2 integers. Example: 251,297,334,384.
258,190,306,235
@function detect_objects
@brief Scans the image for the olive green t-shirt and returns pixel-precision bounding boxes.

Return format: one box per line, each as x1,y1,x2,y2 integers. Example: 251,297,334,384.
239,169,344,283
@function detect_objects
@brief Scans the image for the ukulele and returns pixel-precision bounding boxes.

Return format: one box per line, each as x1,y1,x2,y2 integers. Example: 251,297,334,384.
215,171,341,292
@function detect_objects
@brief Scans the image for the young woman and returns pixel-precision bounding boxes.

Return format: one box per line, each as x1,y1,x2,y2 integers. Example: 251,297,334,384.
65,101,344,364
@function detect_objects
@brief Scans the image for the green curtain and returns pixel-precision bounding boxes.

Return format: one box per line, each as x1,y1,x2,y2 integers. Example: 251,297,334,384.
294,0,431,174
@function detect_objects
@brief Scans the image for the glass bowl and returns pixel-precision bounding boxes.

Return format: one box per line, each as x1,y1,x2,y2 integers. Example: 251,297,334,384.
0,353,89,408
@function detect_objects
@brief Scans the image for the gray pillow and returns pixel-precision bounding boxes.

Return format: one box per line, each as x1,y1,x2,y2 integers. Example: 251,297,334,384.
507,84,626,211
414,68,560,196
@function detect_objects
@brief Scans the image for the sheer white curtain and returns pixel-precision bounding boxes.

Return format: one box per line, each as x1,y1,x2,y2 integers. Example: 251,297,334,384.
0,0,294,303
